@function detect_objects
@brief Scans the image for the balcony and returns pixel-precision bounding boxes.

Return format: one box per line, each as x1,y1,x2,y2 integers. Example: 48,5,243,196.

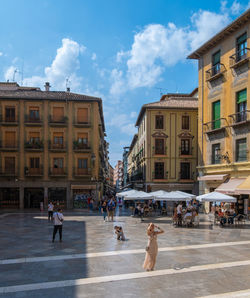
179,147,193,157
73,141,91,152
24,115,42,126
152,172,168,180
0,141,18,151
48,115,67,126
24,140,44,151
229,48,250,69
24,167,43,177
206,63,226,82
0,115,18,126
74,167,91,177
49,167,67,177
0,169,17,177
228,110,250,127
49,141,66,152
203,118,228,135
73,120,91,128
179,171,194,182
152,147,167,156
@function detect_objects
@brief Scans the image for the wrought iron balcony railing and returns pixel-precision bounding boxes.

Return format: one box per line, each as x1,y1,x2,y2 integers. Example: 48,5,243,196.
230,48,250,67
73,141,91,150
24,167,43,176
228,110,250,125
24,115,42,124
24,140,44,150
49,167,67,176
49,115,68,124
203,118,228,133
48,141,66,150
74,167,91,176
206,63,226,81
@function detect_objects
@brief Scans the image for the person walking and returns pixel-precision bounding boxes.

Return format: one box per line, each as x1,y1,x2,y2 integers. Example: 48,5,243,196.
52,208,64,242
48,201,54,221
107,198,115,222
143,223,164,271
101,201,107,222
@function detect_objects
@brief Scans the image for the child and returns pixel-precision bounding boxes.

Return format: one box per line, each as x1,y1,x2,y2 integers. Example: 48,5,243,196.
114,226,125,241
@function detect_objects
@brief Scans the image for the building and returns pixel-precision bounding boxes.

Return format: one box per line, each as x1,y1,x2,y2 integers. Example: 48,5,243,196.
188,9,250,214
122,147,130,187
108,163,114,187
113,160,123,190
127,91,198,193
0,82,108,209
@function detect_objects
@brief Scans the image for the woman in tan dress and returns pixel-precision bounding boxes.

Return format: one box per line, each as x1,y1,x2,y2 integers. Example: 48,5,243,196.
143,223,164,271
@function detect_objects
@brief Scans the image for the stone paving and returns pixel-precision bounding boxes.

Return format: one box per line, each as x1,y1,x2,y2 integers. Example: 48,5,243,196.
0,209,250,298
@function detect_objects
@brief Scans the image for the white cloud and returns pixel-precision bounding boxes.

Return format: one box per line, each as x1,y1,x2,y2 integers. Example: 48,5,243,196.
110,5,233,94
91,53,97,61
0,52,3,56
5,38,85,91
4,66,19,81
231,1,242,15
107,113,136,136
130,111,137,118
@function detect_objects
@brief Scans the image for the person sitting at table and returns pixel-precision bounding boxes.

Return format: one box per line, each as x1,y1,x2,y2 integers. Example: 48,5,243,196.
177,203,183,226
218,209,226,226
144,204,149,216
184,210,193,220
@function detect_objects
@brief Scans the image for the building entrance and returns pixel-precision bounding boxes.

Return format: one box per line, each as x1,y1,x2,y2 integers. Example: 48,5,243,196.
48,188,66,209
24,188,44,208
0,188,19,209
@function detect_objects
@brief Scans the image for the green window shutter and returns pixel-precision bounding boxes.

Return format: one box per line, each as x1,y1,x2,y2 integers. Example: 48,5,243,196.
212,101,221,129
237,89,247,104
236,139,247,162
212,51,220,65
237,33,247,45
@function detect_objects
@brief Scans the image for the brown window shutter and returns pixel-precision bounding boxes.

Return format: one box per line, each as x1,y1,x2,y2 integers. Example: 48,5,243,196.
77,108,88,123
53,107,64,121
5,132,15,147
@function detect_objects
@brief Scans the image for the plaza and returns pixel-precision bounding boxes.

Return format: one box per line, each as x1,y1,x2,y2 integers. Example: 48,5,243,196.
1,210,250,298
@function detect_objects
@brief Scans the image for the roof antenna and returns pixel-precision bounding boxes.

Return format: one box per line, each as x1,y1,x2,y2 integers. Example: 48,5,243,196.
66,78,71,92
13,69,19,82
155,87,167,97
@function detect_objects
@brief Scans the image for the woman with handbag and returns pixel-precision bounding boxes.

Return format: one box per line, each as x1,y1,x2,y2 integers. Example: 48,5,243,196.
52,208,64,242
143,223,164,271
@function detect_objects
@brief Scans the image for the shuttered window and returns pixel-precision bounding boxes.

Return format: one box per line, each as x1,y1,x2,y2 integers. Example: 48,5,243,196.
155,115,163,129
5,132,16,147
30,158,40,169
53,132,64,144
154,162,164,179
4,157,15,173
29,132,40,143
236,138,247,162
182,116,190,130
78,133,88,144
212,101,221,129
5,107,15,122
155,139,164,154
52,107,64,121
237,89,247,104
78,158,88,169
77,108,88,123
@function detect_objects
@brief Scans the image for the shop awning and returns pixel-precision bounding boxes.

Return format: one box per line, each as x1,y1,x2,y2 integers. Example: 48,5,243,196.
215,178,245,195
198,174,228,181
235,176,250,194
71,185,96,190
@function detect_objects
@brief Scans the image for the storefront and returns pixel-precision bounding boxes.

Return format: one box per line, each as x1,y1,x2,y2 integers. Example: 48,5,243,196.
24,188,44,209
0,188,19,209
48,188,67,209
71,185,97,209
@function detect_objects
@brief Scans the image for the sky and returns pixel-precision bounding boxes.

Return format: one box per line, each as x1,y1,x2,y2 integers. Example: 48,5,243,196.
0,0,249,166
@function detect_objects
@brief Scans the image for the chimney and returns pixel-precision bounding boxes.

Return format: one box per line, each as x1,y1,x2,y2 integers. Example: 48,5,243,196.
44,82,51,91
66,87,70,92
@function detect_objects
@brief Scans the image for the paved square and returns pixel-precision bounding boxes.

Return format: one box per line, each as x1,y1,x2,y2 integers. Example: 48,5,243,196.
1,210,250,298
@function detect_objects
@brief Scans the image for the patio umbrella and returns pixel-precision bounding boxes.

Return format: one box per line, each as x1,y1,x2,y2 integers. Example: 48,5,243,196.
123,191,154,200
116,189,138,198
196,191,237,203
154,190,195,201
149,190,170,197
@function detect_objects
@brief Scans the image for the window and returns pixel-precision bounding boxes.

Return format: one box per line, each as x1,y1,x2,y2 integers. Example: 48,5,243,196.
52,107,64,122
5,132,16,148
4,157,15,174
212,51,221,75
155,115,163,129
53,133,64,148
154,162,164,179
5,107,15,122
155,139,165,155
53,158,63,168
30,158,40,169
212,143,221,164
236,138,247,162
182,115,190,130
77,108,88,123
181,139,190,155
212,100,221,129
236,32,247,62
29,107,40,120
236,89,247,122
77,133,88,146
180,162,190,180
29,132,40,144
78,158,88,169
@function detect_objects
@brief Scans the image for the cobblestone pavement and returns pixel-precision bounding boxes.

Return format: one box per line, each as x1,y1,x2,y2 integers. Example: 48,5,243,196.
0,209,250,298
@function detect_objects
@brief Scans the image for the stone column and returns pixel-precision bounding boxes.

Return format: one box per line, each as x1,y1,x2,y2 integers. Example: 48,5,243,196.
66,185,72,209
44,187,48,210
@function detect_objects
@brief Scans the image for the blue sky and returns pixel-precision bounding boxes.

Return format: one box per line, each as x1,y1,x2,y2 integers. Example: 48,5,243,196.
0,0,249,166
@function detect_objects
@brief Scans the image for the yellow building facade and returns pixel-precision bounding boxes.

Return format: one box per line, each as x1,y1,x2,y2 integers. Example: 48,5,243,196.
127,91,198,193
0,82,107,209
188,9,250,214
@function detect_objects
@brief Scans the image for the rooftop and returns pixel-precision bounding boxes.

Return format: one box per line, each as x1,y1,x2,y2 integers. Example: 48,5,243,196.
188,9,250,59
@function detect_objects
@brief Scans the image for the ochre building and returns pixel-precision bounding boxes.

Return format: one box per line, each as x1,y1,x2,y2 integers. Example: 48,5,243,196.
127,90,198,194
188,9,250,214
0,82,107,210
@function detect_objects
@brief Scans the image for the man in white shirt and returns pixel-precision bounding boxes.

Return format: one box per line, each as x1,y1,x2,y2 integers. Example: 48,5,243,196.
177,203,183,226
48,201,54,221
52,209,64,242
